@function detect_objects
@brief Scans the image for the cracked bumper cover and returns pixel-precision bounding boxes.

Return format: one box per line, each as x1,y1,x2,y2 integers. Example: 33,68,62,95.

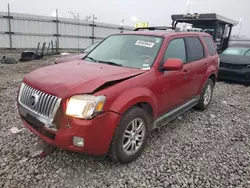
18,104,121,156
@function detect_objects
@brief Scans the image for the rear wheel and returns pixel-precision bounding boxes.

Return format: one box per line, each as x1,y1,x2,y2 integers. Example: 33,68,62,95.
108,107,150,164
195,79,214,111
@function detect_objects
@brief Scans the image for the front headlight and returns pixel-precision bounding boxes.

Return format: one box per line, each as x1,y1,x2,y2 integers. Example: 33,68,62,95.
66,95,106,119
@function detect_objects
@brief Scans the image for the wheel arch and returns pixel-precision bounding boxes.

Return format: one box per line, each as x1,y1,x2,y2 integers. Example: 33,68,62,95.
198,70,217,94
208,73,216,85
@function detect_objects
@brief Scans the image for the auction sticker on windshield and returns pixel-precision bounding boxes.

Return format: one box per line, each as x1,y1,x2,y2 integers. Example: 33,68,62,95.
135,40,155,48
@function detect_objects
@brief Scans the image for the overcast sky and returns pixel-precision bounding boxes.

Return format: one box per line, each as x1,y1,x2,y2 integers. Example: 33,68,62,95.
1,0,249,37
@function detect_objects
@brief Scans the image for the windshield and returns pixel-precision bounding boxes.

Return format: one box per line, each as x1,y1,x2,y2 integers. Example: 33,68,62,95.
83,34,163,69
222,47,250,56
82,42,100,53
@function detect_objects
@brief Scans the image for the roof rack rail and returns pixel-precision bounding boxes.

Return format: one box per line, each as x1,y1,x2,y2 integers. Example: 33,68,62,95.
134,26,175,31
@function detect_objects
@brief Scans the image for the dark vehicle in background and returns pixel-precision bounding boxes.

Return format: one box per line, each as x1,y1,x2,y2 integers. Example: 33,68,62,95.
55,42,100,64
218,43,250,84
171,13,238,53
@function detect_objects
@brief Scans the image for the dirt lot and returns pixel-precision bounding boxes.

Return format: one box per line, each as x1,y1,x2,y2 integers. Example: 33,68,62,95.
0,56,250,188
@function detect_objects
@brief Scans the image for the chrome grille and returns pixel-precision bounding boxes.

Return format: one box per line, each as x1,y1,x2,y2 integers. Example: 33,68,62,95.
18,83,61,119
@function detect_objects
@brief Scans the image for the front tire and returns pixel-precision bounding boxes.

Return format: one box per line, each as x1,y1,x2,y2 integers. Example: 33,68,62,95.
108,107,150,164
195,78,214,111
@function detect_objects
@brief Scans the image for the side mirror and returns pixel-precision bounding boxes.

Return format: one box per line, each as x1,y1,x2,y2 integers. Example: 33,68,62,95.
161,58,183,71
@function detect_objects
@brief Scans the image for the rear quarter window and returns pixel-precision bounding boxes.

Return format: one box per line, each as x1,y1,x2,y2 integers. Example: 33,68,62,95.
185,37,205,62
203,36,217,56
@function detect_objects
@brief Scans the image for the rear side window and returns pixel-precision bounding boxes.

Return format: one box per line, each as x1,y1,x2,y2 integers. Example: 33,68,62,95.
163,38,186,63
185,37,204,62
203,36,217,56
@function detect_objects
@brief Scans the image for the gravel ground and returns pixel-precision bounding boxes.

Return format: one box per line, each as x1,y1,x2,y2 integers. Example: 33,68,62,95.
1,58,250,188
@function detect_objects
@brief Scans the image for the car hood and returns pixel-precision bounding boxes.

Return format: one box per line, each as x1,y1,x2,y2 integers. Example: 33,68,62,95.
220,54,250,65
55,53,87,63
23,60,146,98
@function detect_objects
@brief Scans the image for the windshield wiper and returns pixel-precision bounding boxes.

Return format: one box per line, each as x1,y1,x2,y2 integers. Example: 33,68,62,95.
84,57,122,67
84,56,98,62
98,60,123,67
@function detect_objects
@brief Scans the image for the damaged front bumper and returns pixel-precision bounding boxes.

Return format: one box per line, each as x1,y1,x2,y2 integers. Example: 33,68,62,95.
18,104,121,156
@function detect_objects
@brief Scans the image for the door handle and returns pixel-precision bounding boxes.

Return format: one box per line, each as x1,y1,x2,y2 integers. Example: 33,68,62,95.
182,69,189,75
204,63,208,67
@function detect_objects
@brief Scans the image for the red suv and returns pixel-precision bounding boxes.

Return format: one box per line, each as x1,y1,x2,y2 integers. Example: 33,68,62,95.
17,27,219,164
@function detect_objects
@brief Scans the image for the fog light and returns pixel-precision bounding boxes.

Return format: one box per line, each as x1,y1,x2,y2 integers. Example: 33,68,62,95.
73,136,84,147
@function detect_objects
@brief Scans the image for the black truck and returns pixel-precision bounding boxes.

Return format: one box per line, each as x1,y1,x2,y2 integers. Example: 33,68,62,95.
171,13,238,53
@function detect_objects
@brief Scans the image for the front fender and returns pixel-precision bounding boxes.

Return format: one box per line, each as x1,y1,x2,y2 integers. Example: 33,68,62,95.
109,87,158,119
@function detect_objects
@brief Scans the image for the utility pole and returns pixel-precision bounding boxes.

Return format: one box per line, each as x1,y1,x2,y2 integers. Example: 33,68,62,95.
238,18,243,38
91,14,97,44
186,0,191,14
68,11,80,59
132,17,137,28
7,3,13,52
85,14,97,44
56,9,59,53
120,19,124,33
185,0,191,28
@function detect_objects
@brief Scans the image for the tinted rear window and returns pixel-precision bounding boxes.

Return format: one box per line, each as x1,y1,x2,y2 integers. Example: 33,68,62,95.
185,37,205,62
203,36,217,56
